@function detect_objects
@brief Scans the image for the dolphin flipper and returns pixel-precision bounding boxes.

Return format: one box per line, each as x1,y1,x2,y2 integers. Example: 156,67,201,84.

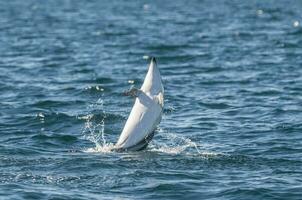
123,87,142,97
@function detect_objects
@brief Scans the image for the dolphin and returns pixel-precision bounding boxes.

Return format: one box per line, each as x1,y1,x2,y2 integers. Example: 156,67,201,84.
114,57,164,151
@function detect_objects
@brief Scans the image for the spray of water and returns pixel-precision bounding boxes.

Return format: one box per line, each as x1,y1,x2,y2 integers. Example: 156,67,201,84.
149,129,203,155
80,96,115,153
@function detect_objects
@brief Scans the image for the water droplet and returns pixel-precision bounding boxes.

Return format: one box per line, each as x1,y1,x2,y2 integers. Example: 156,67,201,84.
37,112,45,123
143,4,150,10
293,20,299,27
257,9,263,15
96,85,104,91
37,112,44,118
85,86,92,90
128,80,134,84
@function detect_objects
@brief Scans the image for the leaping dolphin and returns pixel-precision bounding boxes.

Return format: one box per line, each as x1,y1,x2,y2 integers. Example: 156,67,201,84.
114,57,164,151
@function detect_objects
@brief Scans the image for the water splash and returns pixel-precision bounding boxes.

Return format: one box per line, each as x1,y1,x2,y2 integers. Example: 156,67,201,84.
80,96,115,153
84,143,115,153
150,130,203,155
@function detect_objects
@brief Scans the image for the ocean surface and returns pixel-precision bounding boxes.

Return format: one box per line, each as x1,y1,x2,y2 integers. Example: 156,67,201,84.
1,0,302,199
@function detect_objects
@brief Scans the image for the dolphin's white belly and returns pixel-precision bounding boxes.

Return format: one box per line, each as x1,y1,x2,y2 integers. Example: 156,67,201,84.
115,57,163,151
116,92,162,149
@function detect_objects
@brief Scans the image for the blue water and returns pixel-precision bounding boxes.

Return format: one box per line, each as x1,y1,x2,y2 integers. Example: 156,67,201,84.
1,0,302,199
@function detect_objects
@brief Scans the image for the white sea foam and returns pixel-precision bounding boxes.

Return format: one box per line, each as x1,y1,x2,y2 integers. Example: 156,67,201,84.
84,143,115,153
149,131,202,154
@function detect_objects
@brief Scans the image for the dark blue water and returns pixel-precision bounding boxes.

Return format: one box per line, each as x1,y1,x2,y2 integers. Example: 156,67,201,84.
1,0,302,199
